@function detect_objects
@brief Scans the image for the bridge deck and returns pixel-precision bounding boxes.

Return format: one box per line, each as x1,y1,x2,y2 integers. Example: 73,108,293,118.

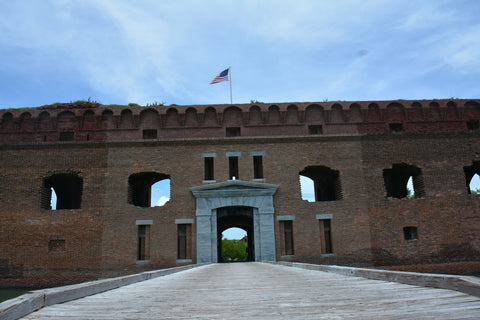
23,263,480,319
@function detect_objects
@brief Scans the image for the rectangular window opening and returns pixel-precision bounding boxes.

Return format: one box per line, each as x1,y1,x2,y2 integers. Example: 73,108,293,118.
226,127,241,137
253,156,264,179
229,156,239,179
320,219,333,254
48,238,66,252
137,225,150,261
143,129,157,139
177,224,191,260
308,125,323,135
467,120,479,131
389,123,403,133
204,157,214,181
403,226,418,241
281,220,294,256
59,132,74,141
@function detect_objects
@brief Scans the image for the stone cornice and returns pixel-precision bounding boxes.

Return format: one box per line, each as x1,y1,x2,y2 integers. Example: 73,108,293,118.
190,180,279,198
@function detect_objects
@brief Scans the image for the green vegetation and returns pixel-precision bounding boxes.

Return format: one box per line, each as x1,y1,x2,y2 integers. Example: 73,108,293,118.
406,188,415,199
146,101,166,107
250,100,263,104
0,288,30,303
24,98,176,109
221,238,248,261
71,97,99,105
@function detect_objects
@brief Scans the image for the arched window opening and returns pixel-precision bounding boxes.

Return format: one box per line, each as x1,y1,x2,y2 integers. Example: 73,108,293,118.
128,172,170,207
223,106,242,126
406,176,415,199
139,108,160,128
184,108,198,127
366,103,381,122
101,110,115,129
221,227,248,262
57,111,77,131
20,112,34,131
151,178,170,206
2,112,15,131
383,163,425,199
286,105,299,124
37,111,53,131
203,107,218,126
41,173,83,210
299,175,315,202
119,109,134,128
50,188,57,210
81,110,96,130
469,174,480,194
305,104,324,123
299,166,343,201
348,103,363,122
464,162,480,194
267,105,281,124
330,104,344,123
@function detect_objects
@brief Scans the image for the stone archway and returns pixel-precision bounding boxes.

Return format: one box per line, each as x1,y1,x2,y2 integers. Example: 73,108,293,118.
190,180,278,263
217,206,254,262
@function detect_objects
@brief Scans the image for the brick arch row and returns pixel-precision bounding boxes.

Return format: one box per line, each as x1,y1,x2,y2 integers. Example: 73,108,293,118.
1,100,479,135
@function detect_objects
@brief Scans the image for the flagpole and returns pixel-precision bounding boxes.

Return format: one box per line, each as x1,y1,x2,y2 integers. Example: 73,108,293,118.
229,66,232,104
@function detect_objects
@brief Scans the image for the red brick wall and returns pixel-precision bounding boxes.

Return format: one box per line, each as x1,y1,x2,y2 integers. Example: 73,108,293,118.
0,145,107,287
361,133,480,267
1,100,479,287
1,99,479,143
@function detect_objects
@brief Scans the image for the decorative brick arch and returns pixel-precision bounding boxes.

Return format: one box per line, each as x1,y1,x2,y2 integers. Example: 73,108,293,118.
191,180,278,263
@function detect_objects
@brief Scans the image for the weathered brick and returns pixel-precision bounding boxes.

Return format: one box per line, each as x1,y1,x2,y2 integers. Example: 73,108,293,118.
0,99,479,287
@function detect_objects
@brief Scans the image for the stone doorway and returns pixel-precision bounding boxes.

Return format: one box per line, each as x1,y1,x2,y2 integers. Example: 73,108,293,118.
190,180,278,263
217,206,254,262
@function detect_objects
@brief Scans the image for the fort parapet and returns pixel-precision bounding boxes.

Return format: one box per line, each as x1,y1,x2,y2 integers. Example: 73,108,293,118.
1,99,479,143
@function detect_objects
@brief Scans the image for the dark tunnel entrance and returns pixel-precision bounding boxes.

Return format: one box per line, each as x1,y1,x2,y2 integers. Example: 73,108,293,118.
217,206,254,262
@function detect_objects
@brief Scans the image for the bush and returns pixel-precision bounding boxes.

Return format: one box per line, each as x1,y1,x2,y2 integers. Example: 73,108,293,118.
221,239,248,261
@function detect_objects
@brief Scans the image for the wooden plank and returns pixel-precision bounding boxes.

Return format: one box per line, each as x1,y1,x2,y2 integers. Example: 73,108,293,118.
22,263,480,319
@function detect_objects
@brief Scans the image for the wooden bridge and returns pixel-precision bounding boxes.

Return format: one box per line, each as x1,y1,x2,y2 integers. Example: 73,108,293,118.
13,262,480,319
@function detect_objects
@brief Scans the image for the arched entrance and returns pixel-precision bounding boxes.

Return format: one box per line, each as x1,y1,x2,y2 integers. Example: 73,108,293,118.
217,206,254,262
190,180,278,263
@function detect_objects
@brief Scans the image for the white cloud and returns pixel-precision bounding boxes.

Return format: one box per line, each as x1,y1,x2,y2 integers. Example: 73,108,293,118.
393,3,454,32
299,175,315,202
1,0,480,107
442,26,480,73
155,196,170,207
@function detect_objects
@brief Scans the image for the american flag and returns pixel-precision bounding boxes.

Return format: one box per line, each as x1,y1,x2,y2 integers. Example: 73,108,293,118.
210,68,229,84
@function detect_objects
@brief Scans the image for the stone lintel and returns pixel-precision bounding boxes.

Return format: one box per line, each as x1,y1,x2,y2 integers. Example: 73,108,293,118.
175,219,194,224
276,215,295,221
316,214,333,220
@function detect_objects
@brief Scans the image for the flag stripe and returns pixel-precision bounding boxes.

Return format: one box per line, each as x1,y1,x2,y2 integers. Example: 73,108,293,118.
210,68,229,84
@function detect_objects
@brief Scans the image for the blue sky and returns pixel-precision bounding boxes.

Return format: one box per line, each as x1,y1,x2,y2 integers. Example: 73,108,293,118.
1,0,480,109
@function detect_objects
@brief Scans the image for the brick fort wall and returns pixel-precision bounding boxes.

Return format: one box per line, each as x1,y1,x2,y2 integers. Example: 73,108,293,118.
0,99,479,287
